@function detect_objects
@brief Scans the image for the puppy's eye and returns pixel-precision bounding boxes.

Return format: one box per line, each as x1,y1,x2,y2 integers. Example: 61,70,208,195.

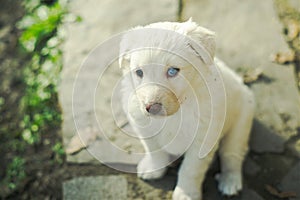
135,69,143,78
167,67,180,78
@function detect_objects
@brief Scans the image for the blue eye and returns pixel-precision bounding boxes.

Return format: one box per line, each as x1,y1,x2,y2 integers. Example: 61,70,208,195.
167,67,180,77
135,69,143,78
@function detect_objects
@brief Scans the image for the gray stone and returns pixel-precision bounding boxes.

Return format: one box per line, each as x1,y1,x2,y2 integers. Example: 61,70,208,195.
63,176,127,200
183,0,300,150
238,188,265,200
244,157,261,176
59,0,178,164
203,183,264,200
280,162,300,200
287,136,300,158
250,120,285,153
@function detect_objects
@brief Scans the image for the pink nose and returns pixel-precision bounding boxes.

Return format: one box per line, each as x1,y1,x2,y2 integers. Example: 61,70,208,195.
145,103,162,115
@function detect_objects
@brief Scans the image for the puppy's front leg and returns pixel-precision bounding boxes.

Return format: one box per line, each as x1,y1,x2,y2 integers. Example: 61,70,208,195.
137,137,170,180
173,146,217,200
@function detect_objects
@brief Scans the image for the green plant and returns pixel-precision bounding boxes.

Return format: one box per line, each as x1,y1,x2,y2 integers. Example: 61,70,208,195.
4,157,26,190
0,97,4,107
52,142,65,164
18,0,66,145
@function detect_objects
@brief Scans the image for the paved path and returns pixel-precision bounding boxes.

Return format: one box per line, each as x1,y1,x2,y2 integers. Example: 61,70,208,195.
63,176,127,200
59,0,300,199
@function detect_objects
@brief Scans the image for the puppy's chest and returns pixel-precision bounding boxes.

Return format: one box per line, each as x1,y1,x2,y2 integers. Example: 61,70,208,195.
155,107,201,155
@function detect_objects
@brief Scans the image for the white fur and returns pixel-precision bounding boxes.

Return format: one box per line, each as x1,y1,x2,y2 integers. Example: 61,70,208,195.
119,20,255,200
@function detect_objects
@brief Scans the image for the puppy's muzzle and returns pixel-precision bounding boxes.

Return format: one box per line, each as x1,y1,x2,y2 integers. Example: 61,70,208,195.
136,84,180,117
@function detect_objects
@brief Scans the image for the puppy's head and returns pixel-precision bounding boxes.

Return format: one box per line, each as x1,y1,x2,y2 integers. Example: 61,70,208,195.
119,19,216,117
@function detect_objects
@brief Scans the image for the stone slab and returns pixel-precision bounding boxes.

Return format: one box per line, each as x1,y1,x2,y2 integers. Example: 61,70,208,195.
63,176,127,200
203,177,265,200
59,0,178,164
250,120,285,153
183,0,300,152
244,157,261,176
234,188,265,200
287,133,300,158
280,162,300,200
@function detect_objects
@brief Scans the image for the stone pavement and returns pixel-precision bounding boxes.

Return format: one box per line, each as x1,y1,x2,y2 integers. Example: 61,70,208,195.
59,0,300,199
63,176,127,200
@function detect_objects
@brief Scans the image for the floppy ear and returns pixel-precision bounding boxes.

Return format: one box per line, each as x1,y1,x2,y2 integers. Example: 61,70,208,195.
180,20,216,59
119,26,145,71
119,38,133,75
188,26,216,58
118,51,130,69
119,34,131,70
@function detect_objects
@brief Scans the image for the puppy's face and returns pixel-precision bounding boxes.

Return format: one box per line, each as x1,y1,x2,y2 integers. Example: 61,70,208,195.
120,22,216,117
123,49,198,117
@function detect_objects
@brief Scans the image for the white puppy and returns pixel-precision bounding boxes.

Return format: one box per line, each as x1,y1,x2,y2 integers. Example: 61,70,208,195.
119,19,255,200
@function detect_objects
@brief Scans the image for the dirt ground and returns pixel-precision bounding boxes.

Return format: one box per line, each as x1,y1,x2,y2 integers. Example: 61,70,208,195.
0,1,26,196
1,1,299,200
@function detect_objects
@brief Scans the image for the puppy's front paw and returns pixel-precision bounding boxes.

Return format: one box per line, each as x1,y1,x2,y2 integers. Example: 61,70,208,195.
137,155,168,180
172,186,201,200
216,172,242,196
